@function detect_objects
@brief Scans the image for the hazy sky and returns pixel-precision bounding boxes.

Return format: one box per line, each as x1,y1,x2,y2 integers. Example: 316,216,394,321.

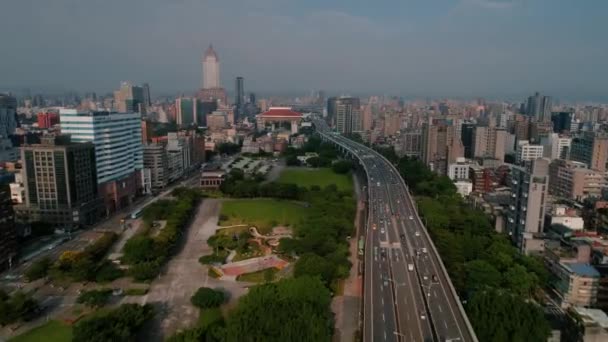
1,0,607,100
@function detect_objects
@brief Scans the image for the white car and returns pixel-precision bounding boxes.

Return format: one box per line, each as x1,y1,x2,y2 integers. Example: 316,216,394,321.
409,215,414,220
422,247,427,253
415,231,420,237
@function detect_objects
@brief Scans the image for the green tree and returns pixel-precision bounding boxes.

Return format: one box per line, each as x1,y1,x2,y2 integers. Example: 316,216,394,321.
25,257,52,281
122,235,157,264
306,157,322,168
0,291,38,326
190,287,226,309
331,160,352,174
503,264,537,297
465,260,502,290
73,304,154,342
285,155,300,166
224,277,332,342
294,253,334,284
77,289,113,308
467,290,550,342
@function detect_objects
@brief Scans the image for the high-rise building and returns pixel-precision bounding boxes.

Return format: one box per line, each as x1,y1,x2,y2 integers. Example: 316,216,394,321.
507,158,550,252
113,82,146,114
570,131,608,172
332,97,361,134
143,143,168,191
203,44,220,89
549,159,607,201
552,111,574,133
15,135,102,230
59,109,143,214
0,94,18,163
176,97,197,126
461,123,476,159
327,97,338,126
526,92,552,122
511,114,530,142
0,94,18,138
142,83,151,107
422,119,464,174
541,133,571,160
529,121,554,143
235,76,244,120
197,100,217,126
472,126,508,161
0,180,17,271
384,112,401,136
361,104,373,132
400,131,422,158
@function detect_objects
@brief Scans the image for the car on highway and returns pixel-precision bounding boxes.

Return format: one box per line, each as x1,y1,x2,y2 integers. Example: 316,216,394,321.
415,231,420,237
420,312,426,320
422,247,427,253
372,223,377,230
400,233,405,241
409,215,414,220
432,274,438,282
380,249,387,260
408,263,414,271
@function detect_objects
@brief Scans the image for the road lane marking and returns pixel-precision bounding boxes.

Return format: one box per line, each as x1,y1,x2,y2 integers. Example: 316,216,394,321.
382,313,385,322
438,304,443,313
444,321,448,329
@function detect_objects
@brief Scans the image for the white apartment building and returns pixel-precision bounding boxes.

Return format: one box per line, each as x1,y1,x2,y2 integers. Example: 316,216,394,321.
448,158,471,181
516,140,544,164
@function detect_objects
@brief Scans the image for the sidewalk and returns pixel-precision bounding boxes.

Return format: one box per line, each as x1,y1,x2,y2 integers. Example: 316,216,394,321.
332,173,364,342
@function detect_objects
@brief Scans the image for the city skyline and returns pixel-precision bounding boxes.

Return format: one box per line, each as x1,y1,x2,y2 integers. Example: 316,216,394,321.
1,0,607,101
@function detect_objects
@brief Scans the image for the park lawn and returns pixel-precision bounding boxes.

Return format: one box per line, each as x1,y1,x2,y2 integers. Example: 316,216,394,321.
219,199,308,233
10,320,73,342
277,168,353,192
236,268,279,283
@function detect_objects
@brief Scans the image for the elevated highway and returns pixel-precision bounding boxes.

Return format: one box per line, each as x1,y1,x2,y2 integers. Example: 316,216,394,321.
313,120,477,342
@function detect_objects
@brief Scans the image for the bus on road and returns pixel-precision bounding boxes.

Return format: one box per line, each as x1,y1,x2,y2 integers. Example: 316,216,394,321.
358,237,365,256
130,209,143,219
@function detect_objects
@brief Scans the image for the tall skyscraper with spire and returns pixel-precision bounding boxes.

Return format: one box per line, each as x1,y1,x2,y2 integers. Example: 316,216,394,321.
203,45,220,89
198,44,227,105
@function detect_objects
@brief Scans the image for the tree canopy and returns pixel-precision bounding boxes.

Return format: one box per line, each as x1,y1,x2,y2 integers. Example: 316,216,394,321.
76,289,113,308
191,287,226,309
224,276,332,342
0,291,39,326
72,304,154,342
